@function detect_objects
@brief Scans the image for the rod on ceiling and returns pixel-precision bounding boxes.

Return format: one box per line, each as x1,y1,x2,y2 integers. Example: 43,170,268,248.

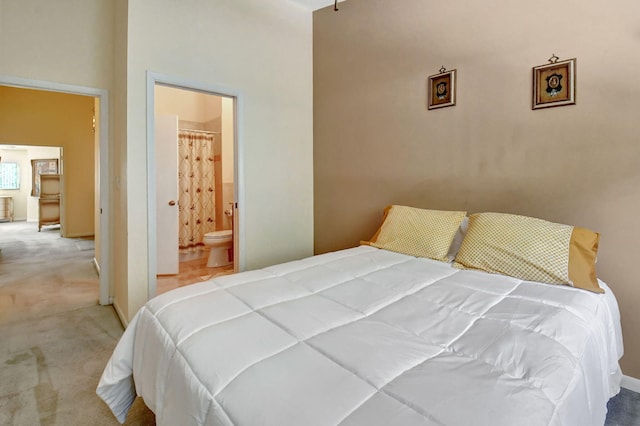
178,128,221,135
334,0,338,11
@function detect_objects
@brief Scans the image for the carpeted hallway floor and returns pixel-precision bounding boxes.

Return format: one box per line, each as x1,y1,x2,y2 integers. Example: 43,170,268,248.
0,221,638,425
0,221,154,425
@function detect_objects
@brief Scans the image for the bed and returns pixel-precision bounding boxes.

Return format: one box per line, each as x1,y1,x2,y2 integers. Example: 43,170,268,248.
97,208,624,426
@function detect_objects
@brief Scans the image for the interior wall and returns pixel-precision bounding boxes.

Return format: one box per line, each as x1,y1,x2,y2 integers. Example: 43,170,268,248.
121,0,314,319
221,97,235,231
0,87,95,237
1,0,116,299
0,0,115,89
113,0,128,320
155,85,222,127
313,0,640,377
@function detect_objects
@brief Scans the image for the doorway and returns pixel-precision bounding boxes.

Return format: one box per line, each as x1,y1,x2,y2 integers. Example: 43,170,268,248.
0,76,109,306
0,145,62,230
146,73,241,298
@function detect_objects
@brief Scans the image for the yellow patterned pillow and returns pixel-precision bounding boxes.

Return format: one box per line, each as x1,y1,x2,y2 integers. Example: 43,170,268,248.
363,205,467,262
453,212,602,293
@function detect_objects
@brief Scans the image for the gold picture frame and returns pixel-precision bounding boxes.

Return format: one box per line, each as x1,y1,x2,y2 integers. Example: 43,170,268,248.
532,56,576,110
31,159,59,197
428,68,456,110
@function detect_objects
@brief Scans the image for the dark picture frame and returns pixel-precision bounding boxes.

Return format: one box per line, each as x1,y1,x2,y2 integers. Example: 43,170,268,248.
428,68,456,110
532,58,576,110
31,159,59,197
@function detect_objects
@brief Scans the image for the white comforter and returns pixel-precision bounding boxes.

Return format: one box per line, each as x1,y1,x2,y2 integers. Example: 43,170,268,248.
97,246,623,425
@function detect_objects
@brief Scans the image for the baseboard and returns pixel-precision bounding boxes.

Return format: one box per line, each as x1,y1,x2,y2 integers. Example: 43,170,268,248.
93,257,101,275
622,375,640,393
113,299,129,328
65,232,95,238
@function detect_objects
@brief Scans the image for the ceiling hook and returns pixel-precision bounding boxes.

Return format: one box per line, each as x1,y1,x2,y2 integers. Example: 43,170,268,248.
548,53,560,64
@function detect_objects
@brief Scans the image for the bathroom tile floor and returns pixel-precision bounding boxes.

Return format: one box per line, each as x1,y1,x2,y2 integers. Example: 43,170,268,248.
157,252,234,294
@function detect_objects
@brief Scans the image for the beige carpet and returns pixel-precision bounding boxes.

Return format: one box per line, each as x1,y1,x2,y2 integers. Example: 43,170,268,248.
0,221,155,425
0,305,155,425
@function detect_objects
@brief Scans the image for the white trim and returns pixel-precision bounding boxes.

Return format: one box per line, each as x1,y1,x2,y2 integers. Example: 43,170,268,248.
0,75,111,306
145,71,245,301
622,375,640,393
146,74,158,299
93,257,101,275
113,299,129,328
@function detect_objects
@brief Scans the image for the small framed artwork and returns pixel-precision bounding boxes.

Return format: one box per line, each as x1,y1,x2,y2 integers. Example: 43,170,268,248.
532,56,576,110
31,159,59,197
428,67,456,110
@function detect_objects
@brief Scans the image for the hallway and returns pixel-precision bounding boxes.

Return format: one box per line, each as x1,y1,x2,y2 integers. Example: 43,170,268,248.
0,220,230,424
0,221,98,325
0,221,155,424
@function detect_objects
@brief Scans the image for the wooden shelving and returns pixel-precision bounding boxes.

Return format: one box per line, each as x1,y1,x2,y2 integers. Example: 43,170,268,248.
39,174,61,231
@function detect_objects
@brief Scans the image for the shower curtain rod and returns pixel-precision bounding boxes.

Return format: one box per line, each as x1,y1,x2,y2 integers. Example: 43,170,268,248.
178,128,221,135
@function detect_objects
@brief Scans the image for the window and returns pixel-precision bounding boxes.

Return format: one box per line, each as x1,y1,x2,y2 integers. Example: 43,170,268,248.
0,163,20,190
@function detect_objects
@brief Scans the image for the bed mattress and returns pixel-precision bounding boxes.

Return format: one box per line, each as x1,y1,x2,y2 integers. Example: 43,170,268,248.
97,246,623,425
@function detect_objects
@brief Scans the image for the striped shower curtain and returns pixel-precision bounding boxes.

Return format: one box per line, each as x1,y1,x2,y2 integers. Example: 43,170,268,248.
178,130,216,252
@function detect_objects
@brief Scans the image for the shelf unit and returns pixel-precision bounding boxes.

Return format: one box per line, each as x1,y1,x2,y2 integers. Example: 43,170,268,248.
38,174,61,231
0,196,13,222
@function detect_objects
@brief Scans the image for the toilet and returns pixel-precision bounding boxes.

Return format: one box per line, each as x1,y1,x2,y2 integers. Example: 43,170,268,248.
203,230,233,267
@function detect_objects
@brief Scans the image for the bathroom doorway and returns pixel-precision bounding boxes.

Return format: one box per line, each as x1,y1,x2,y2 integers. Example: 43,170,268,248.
153,84,237,294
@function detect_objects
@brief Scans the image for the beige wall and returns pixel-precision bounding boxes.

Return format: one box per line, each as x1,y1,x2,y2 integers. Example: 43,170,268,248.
113,0,129,320
0,87,95,237
314,0,640,377
0,0,115,89
155,85,222,127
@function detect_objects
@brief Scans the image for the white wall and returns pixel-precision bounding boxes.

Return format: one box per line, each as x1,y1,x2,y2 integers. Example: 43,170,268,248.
121,0,314,319
0,0,115,89
0,148,29,220
221,97,234,184
1,0,115,300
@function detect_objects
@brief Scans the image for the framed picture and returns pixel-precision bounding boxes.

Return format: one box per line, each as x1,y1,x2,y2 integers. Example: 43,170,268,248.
532,57,576,110
31,159,59,197
428,68,456,110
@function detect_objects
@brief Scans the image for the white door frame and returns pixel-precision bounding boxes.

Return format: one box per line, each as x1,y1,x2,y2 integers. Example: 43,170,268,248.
0,75,111,306
146,71,244,299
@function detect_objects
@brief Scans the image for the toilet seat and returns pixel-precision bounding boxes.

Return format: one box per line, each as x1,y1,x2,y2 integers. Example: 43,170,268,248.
204,230,233,241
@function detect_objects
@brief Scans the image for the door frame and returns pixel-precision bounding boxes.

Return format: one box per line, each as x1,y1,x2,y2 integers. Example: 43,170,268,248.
146,71,244,299
0,75,111,305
